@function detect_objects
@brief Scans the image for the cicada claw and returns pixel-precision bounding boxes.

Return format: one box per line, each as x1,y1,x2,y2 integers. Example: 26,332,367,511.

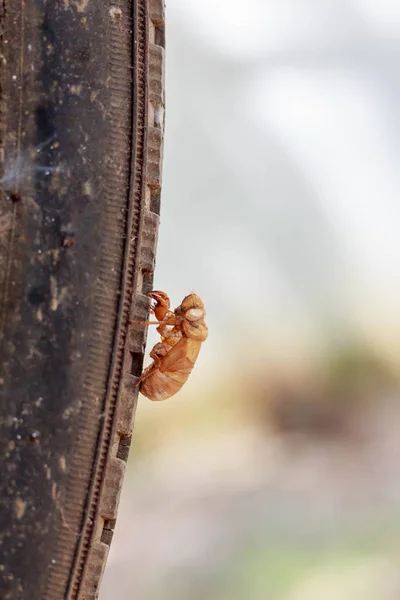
146,290,171,321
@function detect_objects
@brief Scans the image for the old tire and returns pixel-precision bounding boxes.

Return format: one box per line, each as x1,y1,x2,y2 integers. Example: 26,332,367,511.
0,1,164,598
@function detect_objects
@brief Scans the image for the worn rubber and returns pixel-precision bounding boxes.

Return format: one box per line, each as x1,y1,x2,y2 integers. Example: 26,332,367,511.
0,1,164,598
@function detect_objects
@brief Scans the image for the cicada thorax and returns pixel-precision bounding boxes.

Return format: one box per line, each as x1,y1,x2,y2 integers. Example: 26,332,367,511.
182,319,208,341
159,325,183,347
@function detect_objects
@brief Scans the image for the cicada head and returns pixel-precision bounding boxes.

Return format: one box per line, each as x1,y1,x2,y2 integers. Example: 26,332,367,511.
176,293,205,321
176,293,208,341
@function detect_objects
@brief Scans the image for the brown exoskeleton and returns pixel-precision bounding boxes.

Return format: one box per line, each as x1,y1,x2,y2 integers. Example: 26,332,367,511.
129,291,208,401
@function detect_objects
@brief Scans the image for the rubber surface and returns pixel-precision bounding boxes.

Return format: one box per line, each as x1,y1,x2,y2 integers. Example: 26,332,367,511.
0,1,164,598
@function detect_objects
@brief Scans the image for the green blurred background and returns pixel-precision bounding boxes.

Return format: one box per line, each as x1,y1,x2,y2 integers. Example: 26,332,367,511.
100,1,400,598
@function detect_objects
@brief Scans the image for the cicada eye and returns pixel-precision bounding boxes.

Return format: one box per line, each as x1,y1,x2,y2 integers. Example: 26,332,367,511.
186,308,204,322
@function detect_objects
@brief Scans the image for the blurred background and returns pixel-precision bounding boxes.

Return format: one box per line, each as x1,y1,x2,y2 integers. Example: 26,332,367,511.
100,1,400,598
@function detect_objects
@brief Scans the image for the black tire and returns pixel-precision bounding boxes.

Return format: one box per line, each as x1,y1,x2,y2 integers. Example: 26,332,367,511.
0,1,164,598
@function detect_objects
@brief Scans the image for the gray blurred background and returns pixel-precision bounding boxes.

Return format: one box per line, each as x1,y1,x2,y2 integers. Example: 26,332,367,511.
100,2,400,598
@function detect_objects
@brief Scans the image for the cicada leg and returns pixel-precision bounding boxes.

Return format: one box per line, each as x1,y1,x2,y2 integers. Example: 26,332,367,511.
134,343,168,386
